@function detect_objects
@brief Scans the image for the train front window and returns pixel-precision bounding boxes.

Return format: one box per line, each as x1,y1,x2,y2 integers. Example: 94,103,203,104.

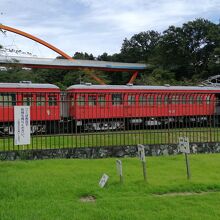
112,94,122,105
0,93,16,106
48,95,57,106
89,95,97,106
77,95,85,106
22,94,33,106
128,95,135,105
36,95,46,106
71,96,75,106
98,95,105,106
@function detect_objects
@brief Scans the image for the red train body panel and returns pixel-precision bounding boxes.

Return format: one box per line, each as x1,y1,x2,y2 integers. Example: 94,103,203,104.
0,83,60,123
67,85,218,120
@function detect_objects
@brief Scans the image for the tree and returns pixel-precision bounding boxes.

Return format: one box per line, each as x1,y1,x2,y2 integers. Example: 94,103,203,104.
0,67,43,83
97,52,112,61
207,47,220,76
154,19,220,80
137,68,176,85
120,31,160,63
73,52,94,60
183,19,220,76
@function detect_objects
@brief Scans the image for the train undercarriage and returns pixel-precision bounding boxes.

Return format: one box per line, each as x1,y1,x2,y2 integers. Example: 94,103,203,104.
76,115,214,132
0,116,217,136
0,122,51,136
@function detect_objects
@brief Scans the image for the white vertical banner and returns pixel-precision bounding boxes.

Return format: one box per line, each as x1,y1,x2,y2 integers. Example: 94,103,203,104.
14,106,31,145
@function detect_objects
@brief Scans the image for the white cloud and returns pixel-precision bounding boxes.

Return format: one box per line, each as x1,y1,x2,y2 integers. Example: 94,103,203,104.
0,0,219,57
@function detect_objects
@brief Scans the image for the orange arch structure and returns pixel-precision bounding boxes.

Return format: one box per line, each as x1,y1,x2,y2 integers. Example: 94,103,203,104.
0,24,106,84
0,24,74,60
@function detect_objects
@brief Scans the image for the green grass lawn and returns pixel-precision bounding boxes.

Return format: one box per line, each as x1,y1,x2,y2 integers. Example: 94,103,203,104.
1,154,220,219
1,127,220,151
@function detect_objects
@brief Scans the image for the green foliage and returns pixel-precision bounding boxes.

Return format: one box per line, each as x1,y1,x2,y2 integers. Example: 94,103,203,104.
73,52,95,60
149,19,220,82
137,68,176,85
0,68,43,83
120,31,160,63
207,47,220,76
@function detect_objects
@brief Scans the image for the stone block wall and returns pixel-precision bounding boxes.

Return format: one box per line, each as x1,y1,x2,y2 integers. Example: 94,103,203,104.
1,142,220,160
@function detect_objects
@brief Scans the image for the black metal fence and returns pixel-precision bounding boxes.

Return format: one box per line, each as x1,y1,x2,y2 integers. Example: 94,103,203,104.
0,91,220,151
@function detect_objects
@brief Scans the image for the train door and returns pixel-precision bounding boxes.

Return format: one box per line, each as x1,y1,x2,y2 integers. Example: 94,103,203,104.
215,94,220,115
124,93,136,117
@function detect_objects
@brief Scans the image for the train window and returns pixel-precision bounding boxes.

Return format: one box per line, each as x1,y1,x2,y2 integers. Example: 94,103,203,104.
206,95,211,104
189,96,194,104
112,94,122,105
139,95,146,105
22,94,33,106
98,95,105,106
197,95,203,104
77,95,85,106
48,95,57,106
0,93,16,106
164,95,169,104
182,95,186,104
89,95,97,106
128,95,135,105
36,95,46,106
156,95,162,105
171,95,179,104
70,95,75,106
147,95,154,106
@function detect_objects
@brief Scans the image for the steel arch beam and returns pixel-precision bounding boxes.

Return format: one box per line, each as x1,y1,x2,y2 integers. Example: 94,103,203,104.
0,24,106,84
0,24,74,60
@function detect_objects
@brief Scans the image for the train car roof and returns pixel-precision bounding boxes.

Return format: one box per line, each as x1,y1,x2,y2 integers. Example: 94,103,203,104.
0,82,59,89
67,84,220,91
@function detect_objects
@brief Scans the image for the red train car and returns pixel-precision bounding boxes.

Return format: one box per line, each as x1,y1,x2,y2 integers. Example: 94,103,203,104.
0,82,60,134
66,84,220,130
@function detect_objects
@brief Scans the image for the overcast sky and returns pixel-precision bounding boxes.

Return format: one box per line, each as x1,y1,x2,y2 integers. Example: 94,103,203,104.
0,0,219,58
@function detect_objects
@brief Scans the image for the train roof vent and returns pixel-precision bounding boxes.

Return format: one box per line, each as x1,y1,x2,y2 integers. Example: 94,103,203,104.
126,83,133,86
19,81,32,84
164,84,170,87
85,82,92,86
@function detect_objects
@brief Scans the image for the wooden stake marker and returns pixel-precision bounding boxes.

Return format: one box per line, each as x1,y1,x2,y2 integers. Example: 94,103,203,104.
116,160,123,184
137,144,147,182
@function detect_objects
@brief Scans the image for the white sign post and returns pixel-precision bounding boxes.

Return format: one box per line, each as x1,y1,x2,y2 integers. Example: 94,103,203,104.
14,106,31,146
116,160,123,184
178,137,190,154
178,137,191,180
137,144,147,182
99,173,109,188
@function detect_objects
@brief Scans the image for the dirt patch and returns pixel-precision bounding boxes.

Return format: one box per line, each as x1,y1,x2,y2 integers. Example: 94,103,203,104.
80,195,96,203
153,191,218,197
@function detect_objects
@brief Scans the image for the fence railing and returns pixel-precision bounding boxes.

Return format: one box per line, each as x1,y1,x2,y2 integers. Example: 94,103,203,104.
0,91,220,151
